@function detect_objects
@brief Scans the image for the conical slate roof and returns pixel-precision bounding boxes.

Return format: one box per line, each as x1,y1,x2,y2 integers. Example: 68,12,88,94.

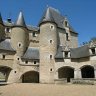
39,7,77,34
0,13,3,24
39,7,55,25
15,12,26,27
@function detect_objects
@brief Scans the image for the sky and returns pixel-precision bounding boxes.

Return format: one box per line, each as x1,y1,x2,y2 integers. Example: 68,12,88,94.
0,0,96,46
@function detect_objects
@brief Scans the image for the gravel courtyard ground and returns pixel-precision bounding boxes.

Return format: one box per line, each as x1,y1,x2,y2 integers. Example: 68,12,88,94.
0,83,96,96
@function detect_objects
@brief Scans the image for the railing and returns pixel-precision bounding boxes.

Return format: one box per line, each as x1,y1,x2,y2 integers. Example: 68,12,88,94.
71,78,96,85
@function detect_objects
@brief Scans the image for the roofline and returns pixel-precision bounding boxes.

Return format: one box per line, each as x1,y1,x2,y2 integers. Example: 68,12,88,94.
38,21,57,27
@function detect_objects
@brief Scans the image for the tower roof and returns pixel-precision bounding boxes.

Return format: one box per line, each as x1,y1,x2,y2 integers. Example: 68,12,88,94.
39,7,55,25
15,12,26,27
0,13,3,24
39,7,77,34
39,7,64,27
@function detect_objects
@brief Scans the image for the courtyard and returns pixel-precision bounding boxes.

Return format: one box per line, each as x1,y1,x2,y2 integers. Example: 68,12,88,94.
0,83,96,96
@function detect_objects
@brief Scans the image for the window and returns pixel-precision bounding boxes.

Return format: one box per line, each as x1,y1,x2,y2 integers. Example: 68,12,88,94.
3,55,5,59
91,48,95,54
65,52,68,58
14,71,17,73
50,68,53,72
34,61,36,64
50,55,52,59
33,32,36,37
65,21,68,27
18,43,21,47
5,28,11,33
50,25,54,29
25,61,28,64
66,33,69,41
17,42,22,48
17,58,19,60
50,40,52,43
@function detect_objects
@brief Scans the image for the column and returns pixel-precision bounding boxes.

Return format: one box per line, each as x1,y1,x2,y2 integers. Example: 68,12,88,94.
54,71,58,79
94,69,96,78
95,48,96,54
74,69,82,79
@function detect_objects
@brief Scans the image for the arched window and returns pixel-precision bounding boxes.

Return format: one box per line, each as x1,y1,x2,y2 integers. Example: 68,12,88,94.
81,65,95,78
21,71,39,83
58,66,74,82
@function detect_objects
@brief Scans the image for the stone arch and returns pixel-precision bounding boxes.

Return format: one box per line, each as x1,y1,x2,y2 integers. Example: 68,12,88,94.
58,66,74,82
80,65,95,78
0,66,12,82
21,71,39,83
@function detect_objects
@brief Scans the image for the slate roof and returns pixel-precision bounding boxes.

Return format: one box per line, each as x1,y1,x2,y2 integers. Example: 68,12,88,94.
39,7,77,33
4,21,39,31
15,12,26,27
39,7,55,25
70,45,90,59
4,21,14,27
22,47,39,60
55,45,91,59
0,39,15,51
55,46,64,59
27,25,39,31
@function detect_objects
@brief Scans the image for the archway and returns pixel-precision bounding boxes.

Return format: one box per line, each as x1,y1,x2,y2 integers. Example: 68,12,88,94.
81,65,95,78
21,71,39,83
58,66,74,82
0,66,12,82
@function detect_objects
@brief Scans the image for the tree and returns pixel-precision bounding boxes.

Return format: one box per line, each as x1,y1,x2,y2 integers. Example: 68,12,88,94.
81,37,96,46
89,37,96,44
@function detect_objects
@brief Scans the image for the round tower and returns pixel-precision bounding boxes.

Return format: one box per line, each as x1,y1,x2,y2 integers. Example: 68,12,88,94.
0,13,5,40
11,12,29,56
39,7,57,83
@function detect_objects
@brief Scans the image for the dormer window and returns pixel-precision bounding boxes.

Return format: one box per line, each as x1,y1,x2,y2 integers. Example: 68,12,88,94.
65,21,68,27
5,28,11,33
65,52,68,58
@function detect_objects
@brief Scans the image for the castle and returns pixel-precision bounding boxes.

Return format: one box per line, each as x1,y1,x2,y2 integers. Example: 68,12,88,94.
0,7,96,84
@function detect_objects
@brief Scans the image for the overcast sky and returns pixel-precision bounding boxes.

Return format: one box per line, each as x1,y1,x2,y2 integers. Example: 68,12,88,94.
0,0,96,45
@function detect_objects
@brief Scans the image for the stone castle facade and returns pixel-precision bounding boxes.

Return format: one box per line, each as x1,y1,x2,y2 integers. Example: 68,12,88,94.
0,7,96,84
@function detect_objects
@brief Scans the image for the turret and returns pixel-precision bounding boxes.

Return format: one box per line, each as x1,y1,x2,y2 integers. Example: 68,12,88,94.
39,7,57,83
0,13,5,40
11,12,29,56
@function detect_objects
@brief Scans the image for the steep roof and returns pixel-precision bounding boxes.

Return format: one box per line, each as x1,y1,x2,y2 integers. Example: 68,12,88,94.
39,7,77,33
55,45,91,59
15,12,26,27
0,39,15,51
55,46,64,59
70,45,90,59
0,13,3,24
27,25,39,31
22,47,39,60
39,7,55,25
